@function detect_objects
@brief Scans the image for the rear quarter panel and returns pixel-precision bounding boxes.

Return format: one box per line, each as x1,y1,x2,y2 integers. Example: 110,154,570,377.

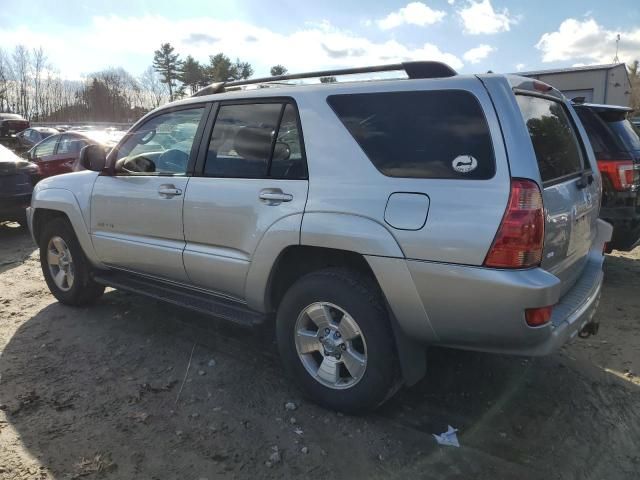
296,76,510,265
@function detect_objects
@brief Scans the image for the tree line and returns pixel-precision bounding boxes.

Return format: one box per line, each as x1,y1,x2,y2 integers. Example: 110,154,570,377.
1,41,638,123
0,42,288,123
151,43,294,99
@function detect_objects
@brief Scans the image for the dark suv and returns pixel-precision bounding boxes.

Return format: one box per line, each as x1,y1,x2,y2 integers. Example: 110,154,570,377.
0,113,30,148
574,103,640,250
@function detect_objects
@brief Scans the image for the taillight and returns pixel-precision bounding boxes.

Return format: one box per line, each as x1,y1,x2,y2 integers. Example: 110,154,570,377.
598,160,638,191
525,306,553,327
484,179,545,268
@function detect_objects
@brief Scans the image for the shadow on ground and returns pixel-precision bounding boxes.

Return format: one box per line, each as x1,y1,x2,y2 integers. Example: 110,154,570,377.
0,222,35,274
1,285,639,479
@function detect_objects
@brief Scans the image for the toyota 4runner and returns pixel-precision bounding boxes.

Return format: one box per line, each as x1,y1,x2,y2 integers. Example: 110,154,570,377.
27,62,611,412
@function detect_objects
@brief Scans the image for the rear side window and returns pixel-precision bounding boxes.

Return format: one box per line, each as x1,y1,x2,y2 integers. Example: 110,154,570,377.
204,102,306,179
516,95,585,183
327,90,495,179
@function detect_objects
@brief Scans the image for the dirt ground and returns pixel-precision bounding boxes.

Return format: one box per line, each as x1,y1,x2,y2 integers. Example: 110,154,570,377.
0,221,639,480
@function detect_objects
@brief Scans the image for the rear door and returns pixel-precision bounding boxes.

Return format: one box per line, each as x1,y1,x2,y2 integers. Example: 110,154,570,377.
182,100,308,300
515,94,600,291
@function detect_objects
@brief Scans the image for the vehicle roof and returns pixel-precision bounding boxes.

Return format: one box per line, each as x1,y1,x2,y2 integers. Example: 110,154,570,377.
65,129,125,146
162,72,562,111
0,143,21,163
0,113,26,120
573,102,633,113
516,63,622,76
31,126,59,132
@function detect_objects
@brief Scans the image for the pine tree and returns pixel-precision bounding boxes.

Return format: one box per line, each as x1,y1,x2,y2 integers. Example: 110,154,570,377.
180,55,205,95
206,53,254,83
270,65,288,76
152,43,183,101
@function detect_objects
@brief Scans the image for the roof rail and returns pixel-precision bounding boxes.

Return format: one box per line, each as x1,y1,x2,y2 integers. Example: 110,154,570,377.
192,61,457,97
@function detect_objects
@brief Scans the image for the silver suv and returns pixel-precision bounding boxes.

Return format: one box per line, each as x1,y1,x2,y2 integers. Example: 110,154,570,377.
27,62,611,412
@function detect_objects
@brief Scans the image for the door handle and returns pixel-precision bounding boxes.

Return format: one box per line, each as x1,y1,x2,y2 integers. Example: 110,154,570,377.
259,189,293,204
158,184,183,198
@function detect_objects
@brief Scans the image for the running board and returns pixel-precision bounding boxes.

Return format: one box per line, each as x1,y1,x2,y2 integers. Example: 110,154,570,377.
92,271,266,327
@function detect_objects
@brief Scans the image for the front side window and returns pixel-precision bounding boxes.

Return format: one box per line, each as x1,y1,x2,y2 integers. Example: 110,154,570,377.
516,95,584,183
114,107,205,175
327,90,495,179
34,135,58,159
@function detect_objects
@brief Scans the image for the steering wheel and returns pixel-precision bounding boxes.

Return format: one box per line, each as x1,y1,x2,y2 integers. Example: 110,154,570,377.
157,149,189,173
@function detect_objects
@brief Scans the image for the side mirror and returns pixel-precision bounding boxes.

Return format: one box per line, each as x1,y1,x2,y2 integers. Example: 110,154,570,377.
80,144,107,172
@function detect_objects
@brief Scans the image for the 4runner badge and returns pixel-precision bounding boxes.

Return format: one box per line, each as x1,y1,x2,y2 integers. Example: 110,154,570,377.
452,155,478,173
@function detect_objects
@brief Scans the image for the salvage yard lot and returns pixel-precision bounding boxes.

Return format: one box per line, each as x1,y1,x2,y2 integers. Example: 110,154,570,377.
0,222,639,480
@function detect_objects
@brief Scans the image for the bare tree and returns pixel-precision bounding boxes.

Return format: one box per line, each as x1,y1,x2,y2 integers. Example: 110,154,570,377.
628,60,640,112
140,66,168,108
0,49,12,112
12,45,31,118
31,47,47,120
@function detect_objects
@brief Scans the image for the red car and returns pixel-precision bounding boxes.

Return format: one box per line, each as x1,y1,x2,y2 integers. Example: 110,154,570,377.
25,130,124,179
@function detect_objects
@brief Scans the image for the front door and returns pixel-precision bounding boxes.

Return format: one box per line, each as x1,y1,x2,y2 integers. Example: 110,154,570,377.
183,101,308,300
45,134,86,175
91,106,207,282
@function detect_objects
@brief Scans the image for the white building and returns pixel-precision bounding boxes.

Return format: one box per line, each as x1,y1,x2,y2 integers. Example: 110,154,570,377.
518,63,632,106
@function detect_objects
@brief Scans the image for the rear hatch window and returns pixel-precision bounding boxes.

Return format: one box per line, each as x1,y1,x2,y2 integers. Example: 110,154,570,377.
516,94,599,292
574,106,628,158
516,95,586,183
327,90,495,179
597,110,640,153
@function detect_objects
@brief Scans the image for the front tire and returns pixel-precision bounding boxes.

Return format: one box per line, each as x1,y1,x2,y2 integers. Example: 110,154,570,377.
276,268,399,413
39,218,104,305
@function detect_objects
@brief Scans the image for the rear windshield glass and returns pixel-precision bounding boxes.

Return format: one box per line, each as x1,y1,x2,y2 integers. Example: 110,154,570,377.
327,90,495,179
574,107,626,154
516,95,584,183
604,119,640,152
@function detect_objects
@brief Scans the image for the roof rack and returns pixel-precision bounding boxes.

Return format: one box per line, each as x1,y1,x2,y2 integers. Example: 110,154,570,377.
192,61,457,97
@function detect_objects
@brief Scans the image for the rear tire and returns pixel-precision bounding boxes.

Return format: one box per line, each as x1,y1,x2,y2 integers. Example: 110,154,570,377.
39,218,104,305
276,268,399,413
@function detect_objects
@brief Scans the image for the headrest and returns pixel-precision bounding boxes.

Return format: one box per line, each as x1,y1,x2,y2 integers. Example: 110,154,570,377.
234,127,272,160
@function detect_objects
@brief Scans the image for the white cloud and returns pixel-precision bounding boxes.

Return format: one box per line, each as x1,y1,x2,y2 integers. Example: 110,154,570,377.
536,18,640,65
458,0,518,35
448,0,456,4
463,44,494,63
377,2,446,30
0,15,464,79
515,63,526,71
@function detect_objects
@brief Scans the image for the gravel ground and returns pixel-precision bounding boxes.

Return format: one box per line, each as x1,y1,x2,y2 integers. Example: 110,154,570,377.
0,221,639,480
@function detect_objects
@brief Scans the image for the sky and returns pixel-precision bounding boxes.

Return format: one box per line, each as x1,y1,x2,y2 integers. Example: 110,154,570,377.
0,0,639,80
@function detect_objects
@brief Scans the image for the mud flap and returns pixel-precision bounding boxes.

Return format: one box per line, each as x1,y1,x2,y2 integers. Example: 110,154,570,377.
386,304,427,386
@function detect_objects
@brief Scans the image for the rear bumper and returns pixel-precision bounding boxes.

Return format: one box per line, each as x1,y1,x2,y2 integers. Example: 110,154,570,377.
373,219,612,356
